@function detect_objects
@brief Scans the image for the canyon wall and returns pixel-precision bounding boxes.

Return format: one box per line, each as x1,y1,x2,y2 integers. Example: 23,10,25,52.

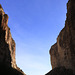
50,0,75,74
0,5,25,75
0,4,16,68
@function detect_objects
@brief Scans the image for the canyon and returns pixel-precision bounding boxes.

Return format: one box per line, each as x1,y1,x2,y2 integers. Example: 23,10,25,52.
0,0,75,75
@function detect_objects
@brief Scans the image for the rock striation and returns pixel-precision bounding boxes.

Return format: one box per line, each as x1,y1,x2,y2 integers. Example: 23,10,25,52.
49,0,75,74
0,4,26,75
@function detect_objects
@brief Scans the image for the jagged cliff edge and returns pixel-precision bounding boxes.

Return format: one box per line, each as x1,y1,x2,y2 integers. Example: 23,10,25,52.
50,0,75,73
0,4,26,75
46,0,75,75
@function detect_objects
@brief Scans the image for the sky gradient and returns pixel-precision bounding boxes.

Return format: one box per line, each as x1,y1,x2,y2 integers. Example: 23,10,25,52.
1,0,68,75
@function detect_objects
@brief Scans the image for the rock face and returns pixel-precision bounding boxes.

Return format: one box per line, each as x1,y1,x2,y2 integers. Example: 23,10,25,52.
50,0,75,74
46,67,74,75
0,4,16,68
0,5,25,75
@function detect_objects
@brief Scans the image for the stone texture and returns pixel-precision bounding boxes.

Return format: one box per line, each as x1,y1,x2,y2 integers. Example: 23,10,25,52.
45,67,74,75
50,0,75,74
0,4,26,75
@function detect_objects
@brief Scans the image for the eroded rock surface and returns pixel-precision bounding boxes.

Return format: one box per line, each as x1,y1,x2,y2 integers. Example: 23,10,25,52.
50,0,75,74
0,4,26,75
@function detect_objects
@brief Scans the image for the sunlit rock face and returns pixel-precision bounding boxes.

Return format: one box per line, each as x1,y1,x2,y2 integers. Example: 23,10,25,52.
50,0,75,74
0,4,16,68
0,4,26,75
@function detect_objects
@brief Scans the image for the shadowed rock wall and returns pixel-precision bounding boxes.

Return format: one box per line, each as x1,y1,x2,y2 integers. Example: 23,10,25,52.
50,0,75,74
0,4,16,68
46,67,74,75
0,4,26,75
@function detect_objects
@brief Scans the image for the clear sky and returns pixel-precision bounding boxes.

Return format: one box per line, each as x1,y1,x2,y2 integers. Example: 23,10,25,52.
1,0,68,75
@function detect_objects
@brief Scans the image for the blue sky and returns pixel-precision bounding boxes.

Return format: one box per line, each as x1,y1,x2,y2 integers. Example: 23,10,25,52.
1,0,68,75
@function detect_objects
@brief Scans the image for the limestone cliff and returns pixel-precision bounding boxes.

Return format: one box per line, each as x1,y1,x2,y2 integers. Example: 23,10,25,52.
0,4,25,75
50,0,75,74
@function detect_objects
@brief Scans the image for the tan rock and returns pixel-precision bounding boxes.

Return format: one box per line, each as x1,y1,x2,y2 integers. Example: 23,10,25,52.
50,0,75,74
0,4,26,75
